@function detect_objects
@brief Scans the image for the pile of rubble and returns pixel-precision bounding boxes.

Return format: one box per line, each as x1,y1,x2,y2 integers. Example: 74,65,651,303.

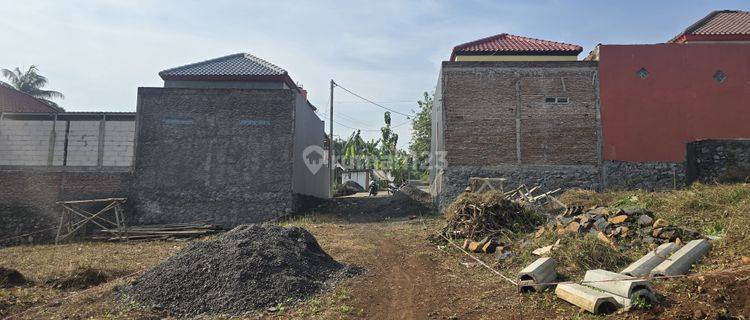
542,205,701,247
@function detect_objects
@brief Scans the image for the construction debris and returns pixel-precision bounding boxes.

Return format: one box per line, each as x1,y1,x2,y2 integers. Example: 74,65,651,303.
650,239,712,277
545,205,701,247
441,189,543,241
518,257,557,293
122,224,357,316
532,239,561,256
95,222,223,241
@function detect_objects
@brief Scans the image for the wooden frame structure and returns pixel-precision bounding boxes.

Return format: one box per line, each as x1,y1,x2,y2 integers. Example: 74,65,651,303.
55,198,127,244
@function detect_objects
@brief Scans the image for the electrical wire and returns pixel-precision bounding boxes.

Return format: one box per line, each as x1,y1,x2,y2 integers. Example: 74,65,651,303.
333,82,412,118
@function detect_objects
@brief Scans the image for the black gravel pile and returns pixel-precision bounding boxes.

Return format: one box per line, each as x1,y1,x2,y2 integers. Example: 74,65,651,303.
123,224,353,316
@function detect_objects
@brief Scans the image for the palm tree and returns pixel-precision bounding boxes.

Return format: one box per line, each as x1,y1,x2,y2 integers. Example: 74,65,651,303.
1,65,65,111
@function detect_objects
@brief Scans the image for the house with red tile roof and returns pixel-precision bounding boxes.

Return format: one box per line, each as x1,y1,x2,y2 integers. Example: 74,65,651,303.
432,33,597,209
0,84,60,113
431,10,750,208
450,33,582,61
669,10,750,43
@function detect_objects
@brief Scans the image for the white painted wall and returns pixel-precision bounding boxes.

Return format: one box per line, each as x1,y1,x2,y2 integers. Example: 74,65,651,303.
0,120,53,165
342,171,368,189
0,118,135,167
65,121,100,166
103,121,135,166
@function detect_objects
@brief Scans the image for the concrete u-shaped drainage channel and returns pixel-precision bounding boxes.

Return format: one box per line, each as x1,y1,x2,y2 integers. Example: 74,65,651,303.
518,239,711,314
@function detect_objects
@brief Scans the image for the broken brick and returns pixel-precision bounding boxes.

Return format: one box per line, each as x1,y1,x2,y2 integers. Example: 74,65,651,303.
608,215,629,224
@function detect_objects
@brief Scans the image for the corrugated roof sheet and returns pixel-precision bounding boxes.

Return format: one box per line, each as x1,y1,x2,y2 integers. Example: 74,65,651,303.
669,10,750,42
159,53,287,79
451,33,582,60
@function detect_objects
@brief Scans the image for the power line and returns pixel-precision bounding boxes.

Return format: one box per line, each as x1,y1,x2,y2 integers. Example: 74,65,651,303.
335,112,375,128
335,100,415,104
391,119,412,128
333,82,412,118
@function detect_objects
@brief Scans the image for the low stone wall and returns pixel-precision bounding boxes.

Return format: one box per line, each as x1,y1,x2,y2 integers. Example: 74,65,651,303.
602,160,685,191
0,170,131,245
436,164,600,210
687,139,750,183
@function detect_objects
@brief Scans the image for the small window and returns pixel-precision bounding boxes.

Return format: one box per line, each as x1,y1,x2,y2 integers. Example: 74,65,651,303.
556,97,569,104
545,97,556,103
714,70,726,84
637,67,649,79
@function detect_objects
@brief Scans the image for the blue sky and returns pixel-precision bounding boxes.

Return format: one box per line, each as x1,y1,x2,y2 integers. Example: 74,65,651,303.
1,0,747,148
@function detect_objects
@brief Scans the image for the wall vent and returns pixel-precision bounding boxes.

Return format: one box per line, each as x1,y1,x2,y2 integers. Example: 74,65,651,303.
637,67,649,79
714,70,726,84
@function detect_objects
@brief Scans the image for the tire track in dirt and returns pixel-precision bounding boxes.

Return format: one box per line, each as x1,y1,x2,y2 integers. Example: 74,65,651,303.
348,224,445,320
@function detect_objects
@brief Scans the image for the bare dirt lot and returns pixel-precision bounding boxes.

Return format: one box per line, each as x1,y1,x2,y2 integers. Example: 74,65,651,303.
1,184,750,319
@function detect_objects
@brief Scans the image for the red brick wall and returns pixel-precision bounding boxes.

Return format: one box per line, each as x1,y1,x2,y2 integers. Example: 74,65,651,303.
441,61,599,166
599,44,750,162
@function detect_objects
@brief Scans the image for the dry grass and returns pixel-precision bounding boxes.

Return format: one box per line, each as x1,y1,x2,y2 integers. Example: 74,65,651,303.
559,183,750,271
0,241,185,318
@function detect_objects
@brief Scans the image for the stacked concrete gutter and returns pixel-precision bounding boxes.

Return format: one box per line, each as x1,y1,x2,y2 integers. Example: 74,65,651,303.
547,239,711,314
649,239,712,276
621,242,680,277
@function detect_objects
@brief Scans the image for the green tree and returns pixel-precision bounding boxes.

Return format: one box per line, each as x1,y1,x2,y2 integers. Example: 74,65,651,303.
409,92,433,167
380,111,398,156
1,65,65,111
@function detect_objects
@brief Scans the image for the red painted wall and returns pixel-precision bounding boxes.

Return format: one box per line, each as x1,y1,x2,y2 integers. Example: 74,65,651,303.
599,44,750,162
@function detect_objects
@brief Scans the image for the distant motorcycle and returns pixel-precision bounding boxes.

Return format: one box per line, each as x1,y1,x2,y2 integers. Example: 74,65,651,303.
368,181,378,197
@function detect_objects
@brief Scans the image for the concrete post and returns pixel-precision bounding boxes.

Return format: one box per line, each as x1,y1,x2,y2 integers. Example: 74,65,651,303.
555,283,618,314
583,269,655,304
650,239,711,277
621,242,680,277
518,257,557,292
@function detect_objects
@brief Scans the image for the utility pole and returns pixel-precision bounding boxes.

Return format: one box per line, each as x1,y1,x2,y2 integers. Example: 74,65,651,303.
329,79,335,197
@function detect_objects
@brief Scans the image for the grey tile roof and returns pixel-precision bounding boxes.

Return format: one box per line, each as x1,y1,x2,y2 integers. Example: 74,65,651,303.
159,53,287,78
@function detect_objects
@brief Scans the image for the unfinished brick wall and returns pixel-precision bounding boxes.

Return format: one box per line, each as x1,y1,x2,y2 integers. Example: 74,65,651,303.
0,170,131,245
433,61,600,209
441,61,598,166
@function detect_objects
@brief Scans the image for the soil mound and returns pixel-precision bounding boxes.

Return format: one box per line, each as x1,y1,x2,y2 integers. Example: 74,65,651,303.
46,267,112,290
396,184,432,204
0,267,27,288
335,180,365,197
124,224,354,316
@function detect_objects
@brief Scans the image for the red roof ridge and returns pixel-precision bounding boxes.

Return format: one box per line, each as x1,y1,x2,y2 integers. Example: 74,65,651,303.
668,10,750,43
449,33,582,61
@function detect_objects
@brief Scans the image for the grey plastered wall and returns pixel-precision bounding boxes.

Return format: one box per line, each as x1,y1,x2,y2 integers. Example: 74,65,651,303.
133,87,295,227
291,92,329,199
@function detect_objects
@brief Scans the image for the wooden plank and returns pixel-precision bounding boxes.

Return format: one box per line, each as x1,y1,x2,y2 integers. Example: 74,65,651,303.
56,198,127,204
